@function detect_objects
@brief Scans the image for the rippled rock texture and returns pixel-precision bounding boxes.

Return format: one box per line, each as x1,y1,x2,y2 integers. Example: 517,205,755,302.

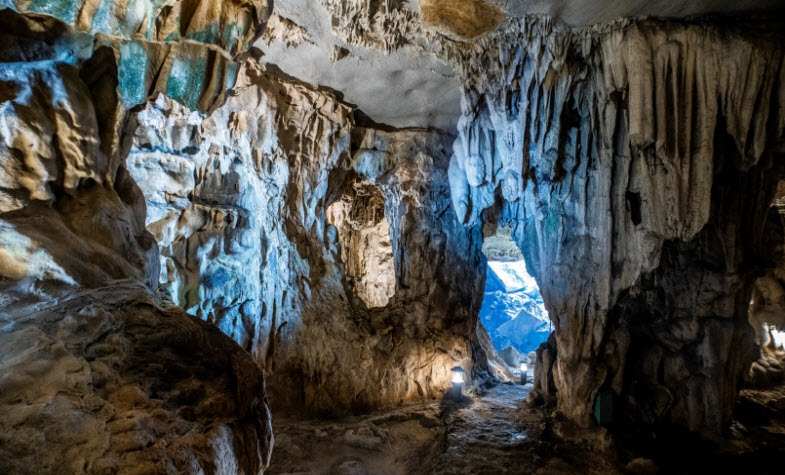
0,7,273,473
126,61,488,412
5,4,785,474
447,18,785,435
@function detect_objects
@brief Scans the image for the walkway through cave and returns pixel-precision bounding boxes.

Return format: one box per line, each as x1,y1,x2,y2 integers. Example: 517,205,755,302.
479,228,551,374
268,382,622,474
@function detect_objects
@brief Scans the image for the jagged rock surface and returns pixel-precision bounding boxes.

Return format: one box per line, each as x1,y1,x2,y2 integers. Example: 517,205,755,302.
4,0,272,118
0,7,274,474
259,0,463,130
126,61,488,413
746,202,785,388
3,0,269,53
447,18,785,435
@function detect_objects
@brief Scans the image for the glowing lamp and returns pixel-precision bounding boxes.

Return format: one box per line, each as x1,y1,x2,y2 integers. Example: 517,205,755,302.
450,366,465,398
520,362,529,385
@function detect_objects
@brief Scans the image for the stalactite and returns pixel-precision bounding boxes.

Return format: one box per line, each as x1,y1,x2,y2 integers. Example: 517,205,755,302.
447,17,785,435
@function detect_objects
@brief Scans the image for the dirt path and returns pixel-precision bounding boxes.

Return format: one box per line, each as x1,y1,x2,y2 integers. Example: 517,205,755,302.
268,383,617,474
428,384,531,474
268,381,785,474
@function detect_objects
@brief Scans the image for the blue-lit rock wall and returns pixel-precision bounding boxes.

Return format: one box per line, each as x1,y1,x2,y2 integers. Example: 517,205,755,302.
124,62,487,412
0,6,274,472
0,0,487,421
3,0,269,53
3,0,269,115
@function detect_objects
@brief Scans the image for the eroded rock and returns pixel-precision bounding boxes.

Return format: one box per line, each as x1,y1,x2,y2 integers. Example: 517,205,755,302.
0,284,273,475
446,17,785,435
0,7,274,473
126,60,487,413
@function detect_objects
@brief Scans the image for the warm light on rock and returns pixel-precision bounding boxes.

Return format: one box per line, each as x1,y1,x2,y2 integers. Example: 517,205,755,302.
1,1,785,473
451,367,466,385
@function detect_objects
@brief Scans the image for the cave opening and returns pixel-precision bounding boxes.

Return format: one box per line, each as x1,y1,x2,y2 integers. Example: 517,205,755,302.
479,226,551,376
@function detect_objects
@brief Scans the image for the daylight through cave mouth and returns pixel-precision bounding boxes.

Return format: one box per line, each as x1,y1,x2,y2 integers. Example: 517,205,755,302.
479,227,551,369
3,2,785,473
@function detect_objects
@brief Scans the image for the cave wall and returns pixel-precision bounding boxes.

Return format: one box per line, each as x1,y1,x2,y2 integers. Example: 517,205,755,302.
1,0,489,435
0,6,274,473
5,5,785,471
446,18,785,435
125,60,487,413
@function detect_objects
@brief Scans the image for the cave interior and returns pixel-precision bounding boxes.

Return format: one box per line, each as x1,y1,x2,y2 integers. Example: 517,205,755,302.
2,0,785,474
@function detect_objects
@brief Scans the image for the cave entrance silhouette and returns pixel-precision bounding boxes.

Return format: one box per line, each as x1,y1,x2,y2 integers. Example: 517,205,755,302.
479,228,551,373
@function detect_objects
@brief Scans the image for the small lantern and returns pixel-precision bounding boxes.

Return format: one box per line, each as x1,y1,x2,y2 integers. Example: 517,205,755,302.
520,362,529,384
450,366,465,398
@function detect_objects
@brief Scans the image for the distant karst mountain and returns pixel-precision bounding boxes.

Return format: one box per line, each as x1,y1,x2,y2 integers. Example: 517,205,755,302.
480,260,551,357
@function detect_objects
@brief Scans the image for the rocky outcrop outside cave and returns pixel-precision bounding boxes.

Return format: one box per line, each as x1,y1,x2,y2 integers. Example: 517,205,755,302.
479,258,551,358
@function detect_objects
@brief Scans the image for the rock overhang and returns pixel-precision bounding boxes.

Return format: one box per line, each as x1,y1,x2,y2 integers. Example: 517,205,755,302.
256,0,784,132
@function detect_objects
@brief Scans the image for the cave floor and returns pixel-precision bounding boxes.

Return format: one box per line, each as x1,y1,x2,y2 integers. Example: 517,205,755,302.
268,383,619,474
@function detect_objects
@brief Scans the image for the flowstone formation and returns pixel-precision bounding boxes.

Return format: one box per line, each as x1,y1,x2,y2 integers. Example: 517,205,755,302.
446,18,785,435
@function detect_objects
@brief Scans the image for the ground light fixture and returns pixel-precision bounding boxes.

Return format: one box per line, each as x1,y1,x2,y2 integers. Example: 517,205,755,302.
520,362,529,384
450,366,465,398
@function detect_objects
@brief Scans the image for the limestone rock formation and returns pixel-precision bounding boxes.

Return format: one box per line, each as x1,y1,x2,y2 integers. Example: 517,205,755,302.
5,1,785,473
0,6,274,473
747,199,785,388
5,0,272,114
259,0,463,130
446,17,785,435
3,0,269,53
0,284,272,474
327,180,396,309
126,60,487,413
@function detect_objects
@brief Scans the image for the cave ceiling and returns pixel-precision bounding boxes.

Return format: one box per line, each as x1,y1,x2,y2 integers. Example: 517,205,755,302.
260,0,783,130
